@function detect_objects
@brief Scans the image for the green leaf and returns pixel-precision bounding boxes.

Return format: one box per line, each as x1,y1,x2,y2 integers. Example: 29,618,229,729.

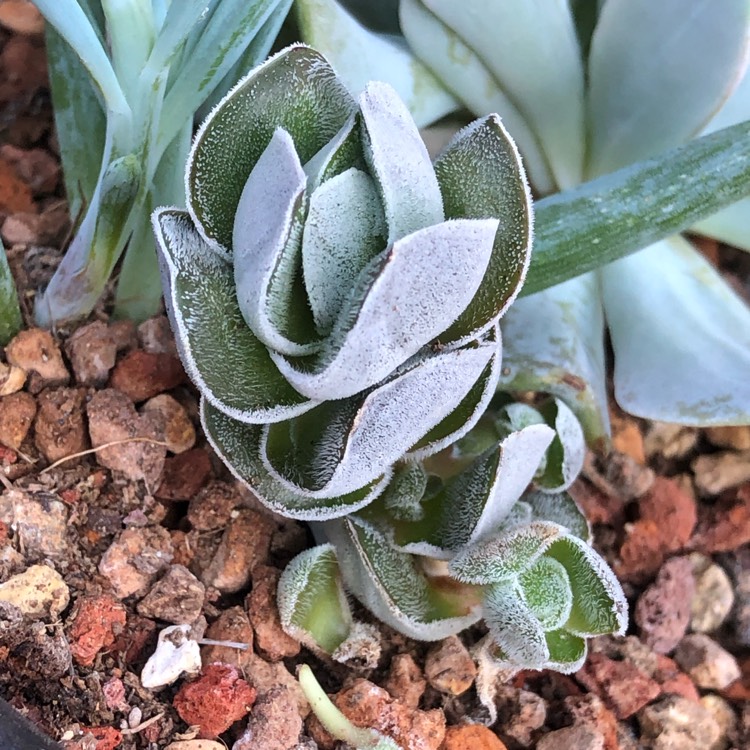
201,398,390,520
233,128,321,355
271,219,499,400
534,399,586,492
602,235,750,424
524,119,750,296
519,557,573,631
302,168,386,333
483,582,549,668
544,629,587,672
323,517,483,640
546,536,628,637
263,341,498,498
359,81,444,242
153,209,315,423
399,0,555,193
435,115,533,344
587,0,750,177
417,0,585,190
296,0,458,128
187,44,356,253
449,521,564,585
277,545,352,653
524,491,590,542
0,250,21,346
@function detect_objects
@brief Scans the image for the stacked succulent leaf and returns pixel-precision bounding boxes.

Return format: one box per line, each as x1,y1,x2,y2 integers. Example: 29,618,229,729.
155,45,627,674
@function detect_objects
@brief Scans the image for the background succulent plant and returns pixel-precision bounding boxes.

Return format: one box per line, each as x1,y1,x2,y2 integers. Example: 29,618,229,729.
153,43,534,519
298,0,750,443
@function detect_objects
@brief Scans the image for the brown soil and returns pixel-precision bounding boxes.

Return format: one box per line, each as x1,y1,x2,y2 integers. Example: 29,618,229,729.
1,4,750,750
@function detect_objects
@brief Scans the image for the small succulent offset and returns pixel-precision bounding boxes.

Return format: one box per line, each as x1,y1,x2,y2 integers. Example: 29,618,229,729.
154,43,534,519
298,0,750,443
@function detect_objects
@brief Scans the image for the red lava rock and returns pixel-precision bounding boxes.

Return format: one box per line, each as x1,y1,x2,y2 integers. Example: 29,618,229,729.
111,613,157,666
0,156,34,212
0,144,59,195
141,394,196,454
0,391,36,449
155,448,212,501
576,652,661,719
568,478,624,526
173,663,256,739
99,526,174,599
136,564,205,624
689,484,750,553
67,595,127,667
65,321,119,387
200,508,275,594
324,678,446,750
635,556,695,654
109,350,185,403
78,726,122,750
34,386,88,464
616,477,697,584
246,565,301,661
5,328,70,394
102,676,128,712
440,725,508,750
87,389,166,486
384,653,426,709
424,635,477,695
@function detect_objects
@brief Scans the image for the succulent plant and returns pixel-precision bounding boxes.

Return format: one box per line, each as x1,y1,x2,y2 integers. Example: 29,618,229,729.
153,43,535,519
298,0,750,443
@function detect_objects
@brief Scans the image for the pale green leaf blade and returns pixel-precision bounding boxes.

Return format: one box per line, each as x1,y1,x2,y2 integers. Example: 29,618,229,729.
233,128,320,355
0,250,21,345
277,545,352,654
153,208,316,423
587,0,750,176
435,115,533,344
399,0,555,194
525,120,750,296
272,218,498,400
296,0,458,128
603,235,750,425
187,44,356,253
524,491,591,543
323,517,483,640
263,341,497,498
359,81,444,242
200,398,390,520
302,168,386,333
546,536,628,637
500,275,610,449
535,399,586,492
544,630,587,673
519,557,573,631
418,0,585,190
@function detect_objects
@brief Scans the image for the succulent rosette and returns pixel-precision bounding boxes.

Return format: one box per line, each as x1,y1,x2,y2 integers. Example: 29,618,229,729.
153,44,532,519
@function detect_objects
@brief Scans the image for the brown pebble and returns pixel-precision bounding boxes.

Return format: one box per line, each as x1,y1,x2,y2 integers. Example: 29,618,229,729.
200,509,274,594
142,393,196,454
689,484,750,553
705,425,750,451
232,686,302,750
34,386,87,463
0,361,27,396
137,564,205,624
87,388,166,485
156,449,213,501
0,0,45,35
0,391,36,449
137,316,179,355
246,565,300,661
384,653,426,709
564,694,620,750
494,686,546,747
201,606,254,669
5,328,69,393
674,633,741,690
187,481,242,531
99,526,174,599
65,321,118,386
635,556,695,654
424,635,477,695
0,144,59,195
109,349,185,402
536,725,604,750
441,725,508,750
0,488,68,559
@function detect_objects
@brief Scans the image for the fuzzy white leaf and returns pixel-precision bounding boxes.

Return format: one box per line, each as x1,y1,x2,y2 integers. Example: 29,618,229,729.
603,236,750,425
587,0,750,176
302,168,386,333
399,0,555,194
449,521,565,585
264,341,497,498
520,557,573,631
322,517,482,640
153,208,316,424
538,398,586,493
359,81,444,242
233,127,320,356
200,397,391,520
273,218,498,400
524,491,591,543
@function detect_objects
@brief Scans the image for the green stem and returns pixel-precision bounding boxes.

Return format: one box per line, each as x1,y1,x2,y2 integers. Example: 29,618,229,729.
523,119,750,297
